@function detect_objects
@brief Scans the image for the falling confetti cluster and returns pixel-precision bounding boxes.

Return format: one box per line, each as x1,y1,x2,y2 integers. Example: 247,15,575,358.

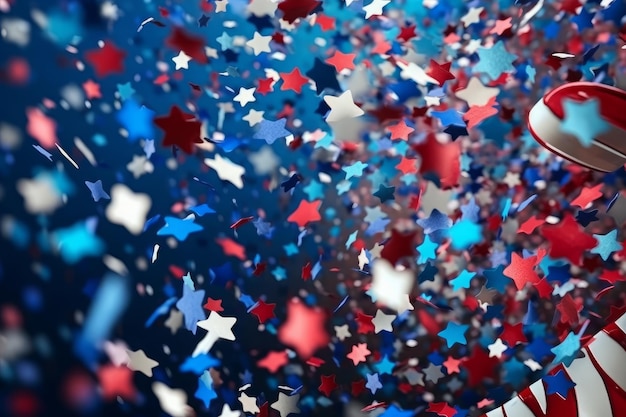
1,0,626,417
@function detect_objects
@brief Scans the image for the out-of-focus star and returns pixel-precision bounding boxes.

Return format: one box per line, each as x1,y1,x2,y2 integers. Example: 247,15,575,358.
204,154,245,189
126,349,159,377
363,0,391,19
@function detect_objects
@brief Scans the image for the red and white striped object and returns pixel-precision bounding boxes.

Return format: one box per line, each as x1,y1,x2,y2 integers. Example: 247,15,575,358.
527,82,626,172
480,313,626,417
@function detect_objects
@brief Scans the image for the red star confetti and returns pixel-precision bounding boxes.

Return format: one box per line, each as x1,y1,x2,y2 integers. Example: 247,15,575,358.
153,105,203,154
278,298,329,359
503,252,540,290
318,375,338,396
257,350,289,373
541,214,598,265
84,41,126,78
250,300,276,324
287,200,322,227
326,51,356,71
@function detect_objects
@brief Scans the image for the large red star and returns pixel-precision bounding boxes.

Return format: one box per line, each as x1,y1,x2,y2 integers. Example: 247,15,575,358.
165,27,207,64
277,0,321,23
280,68,310,94
278,298,329,359
97,365,136,401
462,345,499,387
541,213,598,265
84,42,126,78
153,105,203,154
503,252,539,290
411,133,460,189
380,229,417,266
287,200,322,227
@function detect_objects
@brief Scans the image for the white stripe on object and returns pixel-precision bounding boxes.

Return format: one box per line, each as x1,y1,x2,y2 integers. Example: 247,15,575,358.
485,407,506,417
528,99,626,172
587,331,626,391
566,351,612,417
615,313,626,334
503,396,535,417
528,380,547,414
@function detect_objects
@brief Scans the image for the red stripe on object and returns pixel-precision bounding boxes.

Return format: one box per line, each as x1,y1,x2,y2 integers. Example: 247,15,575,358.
517,364,579,417
602,322,626,351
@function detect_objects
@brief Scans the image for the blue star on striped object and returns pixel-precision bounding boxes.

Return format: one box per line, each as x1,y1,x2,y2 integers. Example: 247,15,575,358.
545,369,576,399
560,97,610,148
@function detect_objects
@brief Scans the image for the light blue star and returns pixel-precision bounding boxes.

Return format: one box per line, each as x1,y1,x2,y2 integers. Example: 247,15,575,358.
253,119,291,144
189,204,216,217
460,153,472,171
449,269,476,291
400,173,416,185
365,373,382,394
195,373,217,408
157,216,203,241
526,65,536,83
438,322,469,348
272,266,287,281
143,139,155,159
176,285,206,334
283,243,299,256
560,97,610,147
446,219,482,250
591,229,622,260
342,161,368,180
431,109,466,127
364,206,387,224
345,230,358,249
473,41,517,80
336,180,352,195
551,331,581,367
253,218,274,238
365,217,390,236
460,197,480,222
417,235,438,264
314,134,334,149
53,220,105,264
375,355,395,375
115,99,154,142
84,180,110,202
182,272,195,290
117,82,135,101
216,31,233,50
303,180,325,201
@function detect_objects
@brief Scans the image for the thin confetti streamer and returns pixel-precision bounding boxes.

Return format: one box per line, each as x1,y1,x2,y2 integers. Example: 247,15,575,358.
74,137,97,166
333,295,349,313
517,194,537,212
33,144,53,161
607,192,620,212
55,142,79,169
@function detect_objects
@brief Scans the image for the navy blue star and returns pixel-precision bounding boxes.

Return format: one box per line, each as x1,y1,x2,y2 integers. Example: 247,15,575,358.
545,369,576,399
484,304,505,320
571,6,595,31
305,58,341,94
281,173,302,192
443,124,468,140
373,184,395,203
247,14,275,31
198,14,210,27
209,263,237,286
483,265,512,293
419,261,438,283
582,44,600,65
547,264,570,285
